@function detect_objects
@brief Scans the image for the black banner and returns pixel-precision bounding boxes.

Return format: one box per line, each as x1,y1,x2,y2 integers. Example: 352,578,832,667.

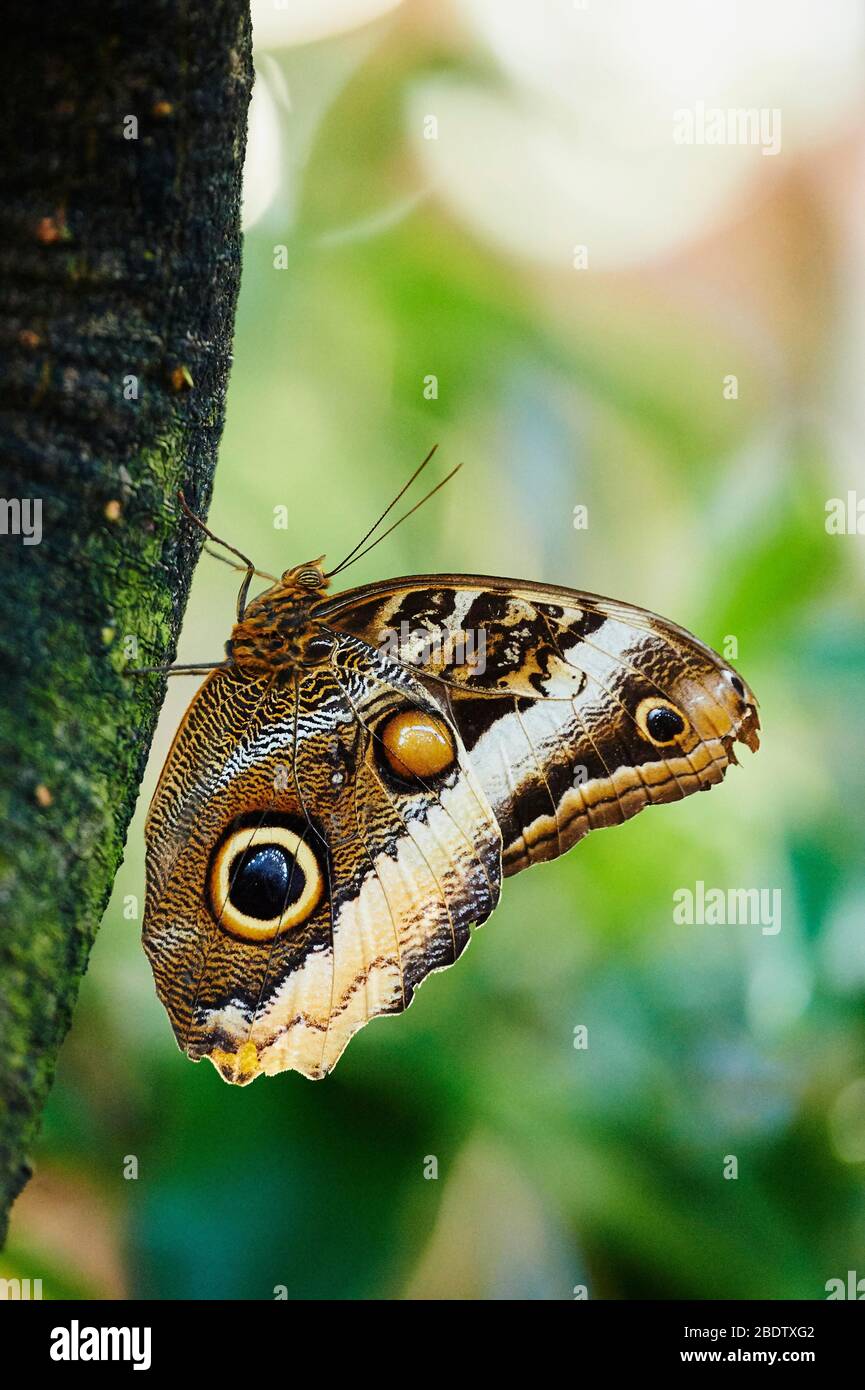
0,1298,860,1374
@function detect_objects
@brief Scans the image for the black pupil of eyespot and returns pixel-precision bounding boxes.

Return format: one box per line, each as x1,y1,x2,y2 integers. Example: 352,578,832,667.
646,706,684,741
731,675,745,697
229,845,304,921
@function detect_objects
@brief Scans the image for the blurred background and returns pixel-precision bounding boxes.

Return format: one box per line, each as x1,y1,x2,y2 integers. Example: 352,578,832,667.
4,0,865,1299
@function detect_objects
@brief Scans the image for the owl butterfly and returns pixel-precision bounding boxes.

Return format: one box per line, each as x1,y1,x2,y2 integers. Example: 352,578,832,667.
143,452,760,1085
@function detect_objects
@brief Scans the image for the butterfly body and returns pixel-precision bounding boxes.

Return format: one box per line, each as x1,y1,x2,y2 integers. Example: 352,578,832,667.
225,561,335,673
144,560,759,1084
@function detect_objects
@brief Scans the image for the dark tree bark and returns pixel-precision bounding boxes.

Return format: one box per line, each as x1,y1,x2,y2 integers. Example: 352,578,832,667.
0,0,253,1241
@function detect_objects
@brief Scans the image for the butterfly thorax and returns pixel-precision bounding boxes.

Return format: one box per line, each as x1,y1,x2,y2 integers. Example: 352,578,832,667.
227,561,333,674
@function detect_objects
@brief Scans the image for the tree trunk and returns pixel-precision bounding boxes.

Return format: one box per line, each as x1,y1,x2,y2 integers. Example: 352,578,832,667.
0,0,253,1242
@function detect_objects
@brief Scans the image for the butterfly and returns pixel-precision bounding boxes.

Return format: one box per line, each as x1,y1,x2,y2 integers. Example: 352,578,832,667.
142,450,760,1085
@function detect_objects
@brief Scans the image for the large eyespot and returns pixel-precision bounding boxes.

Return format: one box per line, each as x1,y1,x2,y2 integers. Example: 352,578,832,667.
379,708,456,783
635,696,690,747
208,824,323,941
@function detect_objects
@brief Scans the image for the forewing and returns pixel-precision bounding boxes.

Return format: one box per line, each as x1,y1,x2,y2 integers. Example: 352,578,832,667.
317,575,761,874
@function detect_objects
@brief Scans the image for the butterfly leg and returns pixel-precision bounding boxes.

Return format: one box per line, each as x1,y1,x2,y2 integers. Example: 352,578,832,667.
126,661,229,678
176,491,276,618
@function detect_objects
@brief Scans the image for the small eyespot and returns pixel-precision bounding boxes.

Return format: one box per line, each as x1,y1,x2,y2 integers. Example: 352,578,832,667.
378,708,456,783
209,823,322,940
730,674,746,698
635,696,689,747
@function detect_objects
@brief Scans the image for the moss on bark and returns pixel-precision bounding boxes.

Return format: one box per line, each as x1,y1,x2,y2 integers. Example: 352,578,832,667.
0,0,253,1240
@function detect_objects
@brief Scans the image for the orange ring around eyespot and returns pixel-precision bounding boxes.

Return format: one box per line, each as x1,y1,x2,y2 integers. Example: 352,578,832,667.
209,825,323,941
380,709,456,781
634,696,690,748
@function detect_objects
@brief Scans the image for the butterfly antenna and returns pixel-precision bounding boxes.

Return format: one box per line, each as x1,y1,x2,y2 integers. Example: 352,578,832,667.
325,444,439,576
326,463,462,578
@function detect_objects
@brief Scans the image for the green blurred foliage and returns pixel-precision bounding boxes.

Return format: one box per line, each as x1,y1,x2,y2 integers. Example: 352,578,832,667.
4,20,864,1301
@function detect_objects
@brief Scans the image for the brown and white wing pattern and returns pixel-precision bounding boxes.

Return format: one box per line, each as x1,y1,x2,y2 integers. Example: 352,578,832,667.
143,636,501,1083
317,575,761,876
144,570,759,1084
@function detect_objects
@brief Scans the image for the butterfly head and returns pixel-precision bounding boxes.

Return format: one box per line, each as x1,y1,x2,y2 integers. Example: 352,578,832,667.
278,556,329,594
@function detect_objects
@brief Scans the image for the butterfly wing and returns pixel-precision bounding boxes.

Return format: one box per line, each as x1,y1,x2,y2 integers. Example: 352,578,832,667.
316,575,761,875
145,571,759,1083
143,637,502,1083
